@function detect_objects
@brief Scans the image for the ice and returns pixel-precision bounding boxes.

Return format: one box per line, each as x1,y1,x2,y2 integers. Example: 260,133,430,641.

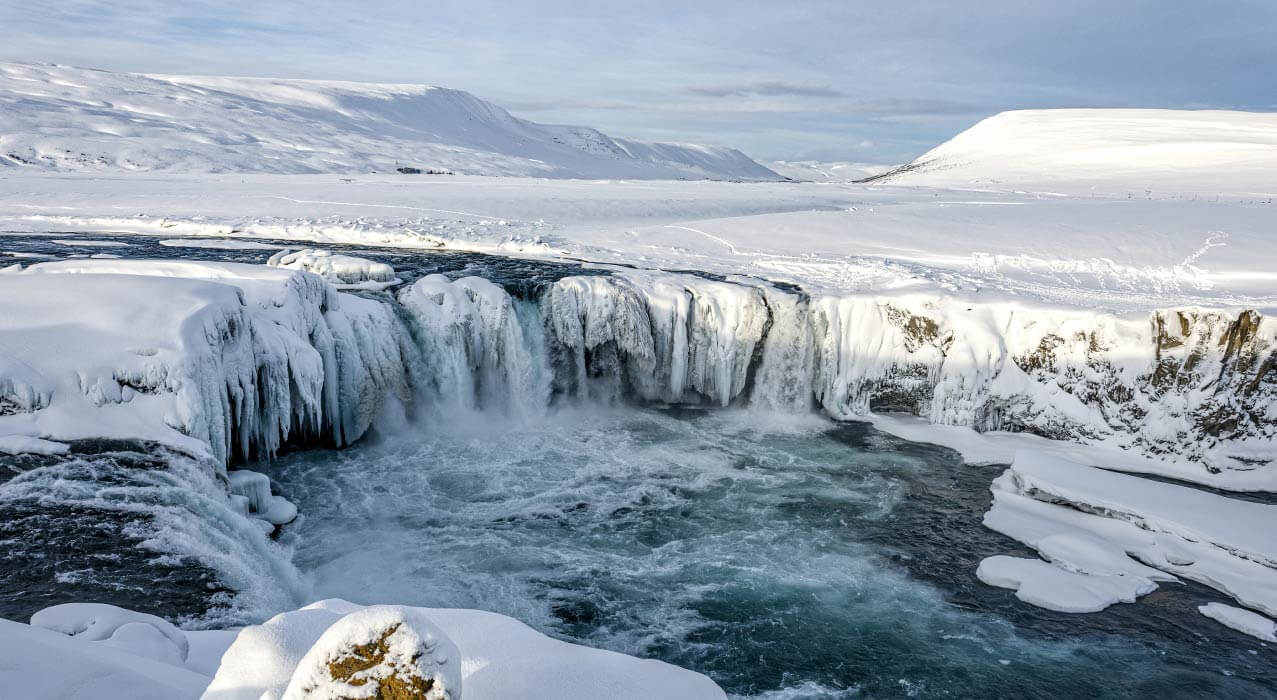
202,599,726,700
267,248,402,290
977,555,1157,613
1198,602,1277,643
979,450,1277,616
0,259,414,464
398,274,551,417
228,469,298,526
0,435,68,455
544,273,769,406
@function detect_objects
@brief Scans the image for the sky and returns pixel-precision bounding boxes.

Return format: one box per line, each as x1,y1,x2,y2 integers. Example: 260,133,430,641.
2,1,1275,164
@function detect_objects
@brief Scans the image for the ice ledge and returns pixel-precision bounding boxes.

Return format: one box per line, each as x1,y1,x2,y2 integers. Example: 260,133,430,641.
978,450,1277,619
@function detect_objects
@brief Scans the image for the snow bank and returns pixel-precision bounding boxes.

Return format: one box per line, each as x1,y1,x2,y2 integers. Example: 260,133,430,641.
30,602,189,661
0,61,778,181
267,248,401,290
1198,603,1277,643
0,617,210,700
979,450,1277,615
203,599,725,700
0,259,413,464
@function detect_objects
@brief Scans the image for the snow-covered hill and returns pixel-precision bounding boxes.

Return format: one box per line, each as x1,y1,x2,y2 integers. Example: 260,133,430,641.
873,109,1277,194
0,62,779,180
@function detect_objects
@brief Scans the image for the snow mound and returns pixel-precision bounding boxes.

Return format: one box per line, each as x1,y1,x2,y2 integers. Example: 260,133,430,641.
0,617,209,700
203,599,725,700
1198,602,1277,643
268,248,401,290
0,61,778,181
30,602,189,661
876,108,1277,193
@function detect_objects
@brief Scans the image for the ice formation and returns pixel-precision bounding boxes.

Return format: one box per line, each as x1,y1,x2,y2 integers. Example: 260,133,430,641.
1198,602,1277,643
978,451,1277,615
267,248,402,290
0,259,414,465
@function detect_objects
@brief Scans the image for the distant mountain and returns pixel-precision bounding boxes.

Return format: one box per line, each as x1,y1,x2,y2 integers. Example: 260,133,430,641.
766,160,893,182
869,108,1277,193
0,62,780,181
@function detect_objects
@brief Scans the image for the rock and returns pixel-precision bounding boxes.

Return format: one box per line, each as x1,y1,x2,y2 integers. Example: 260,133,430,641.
281,606,460,700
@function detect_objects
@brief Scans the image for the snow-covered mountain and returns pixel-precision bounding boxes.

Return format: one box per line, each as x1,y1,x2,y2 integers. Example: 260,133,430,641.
0,62,780,180
872,108,1277,193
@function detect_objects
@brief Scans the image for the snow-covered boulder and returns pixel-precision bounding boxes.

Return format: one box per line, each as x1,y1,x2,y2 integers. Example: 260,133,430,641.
267,249,401,290
203,599,726,700
280,606,460,700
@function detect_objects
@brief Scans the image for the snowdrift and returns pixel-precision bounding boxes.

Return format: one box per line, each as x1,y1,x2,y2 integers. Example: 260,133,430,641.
873,108,1277,193
0,61,779,180
0,600,725,699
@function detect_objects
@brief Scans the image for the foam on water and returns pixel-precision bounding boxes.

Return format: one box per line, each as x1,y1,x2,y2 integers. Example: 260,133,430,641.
272,407,1277,698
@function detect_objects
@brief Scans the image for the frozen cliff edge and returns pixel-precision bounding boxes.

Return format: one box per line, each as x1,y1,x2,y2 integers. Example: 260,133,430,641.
524,272,1277,490
0,258,414,466
0,600,726,699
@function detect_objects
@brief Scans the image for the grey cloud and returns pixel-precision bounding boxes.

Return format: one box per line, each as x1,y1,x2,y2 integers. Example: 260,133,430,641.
687,82,844,98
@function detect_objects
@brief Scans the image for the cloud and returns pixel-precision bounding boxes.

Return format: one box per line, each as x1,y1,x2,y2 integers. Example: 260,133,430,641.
687,81,843,98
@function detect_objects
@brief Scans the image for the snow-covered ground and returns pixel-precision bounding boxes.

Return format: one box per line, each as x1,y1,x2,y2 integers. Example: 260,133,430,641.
0,62,778,180
3,104,1277,690
1,600,722,699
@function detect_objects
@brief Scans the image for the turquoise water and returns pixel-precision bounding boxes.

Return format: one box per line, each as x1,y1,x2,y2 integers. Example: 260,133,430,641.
273,407,1277,699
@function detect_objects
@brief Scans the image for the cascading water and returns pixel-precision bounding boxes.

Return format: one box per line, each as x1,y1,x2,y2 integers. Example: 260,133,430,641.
3,234,1274,698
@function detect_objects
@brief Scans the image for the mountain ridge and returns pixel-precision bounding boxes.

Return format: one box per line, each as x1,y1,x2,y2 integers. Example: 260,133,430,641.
0,61,779,180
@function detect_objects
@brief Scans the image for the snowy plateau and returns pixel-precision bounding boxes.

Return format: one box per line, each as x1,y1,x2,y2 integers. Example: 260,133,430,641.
2,61,1277,699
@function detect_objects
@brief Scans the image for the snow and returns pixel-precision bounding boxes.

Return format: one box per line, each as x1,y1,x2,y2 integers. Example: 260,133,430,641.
1198,603,1277,643
267,248,401,290
228,469,299,526
0,258,413,465
160,238,288,250
279,606,460,700
766,160,893,182
0,61,779,181
0,434,68,455
876,109,1277,197
30,602,190,661
976,554,1158,613
979,451,1277,616
0,617,210,700
3,599,723,699
202,599,725,700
